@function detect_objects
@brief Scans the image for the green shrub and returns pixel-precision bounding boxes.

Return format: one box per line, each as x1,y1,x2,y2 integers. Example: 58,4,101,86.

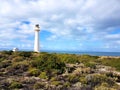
39,72,48,79
28,68,40,76
85,62,96,69
94,83,117,90
67,74,80,83
51,81,61,86
34,82,45,89
6,62,29,75
78,55,98,63
9,81,23,89
12,62,28,70
1,50,13,55
101,58,120,71
50,77,57,81
79,77,87,84
31,53,66,74
86,74,115,87
63,82,71,87
0,60,11,68
14,51,32,57
59,54,80,64
0,58,4,62
12,56,24,62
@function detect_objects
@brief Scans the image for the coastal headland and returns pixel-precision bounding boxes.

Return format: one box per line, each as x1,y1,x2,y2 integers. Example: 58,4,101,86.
0,51,120,90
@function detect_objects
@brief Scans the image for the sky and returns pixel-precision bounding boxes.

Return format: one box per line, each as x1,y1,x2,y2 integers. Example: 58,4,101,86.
0,0,120,52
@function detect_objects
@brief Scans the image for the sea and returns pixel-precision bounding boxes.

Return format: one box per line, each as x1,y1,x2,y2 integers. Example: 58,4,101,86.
0,48,120,56
44,50,120,56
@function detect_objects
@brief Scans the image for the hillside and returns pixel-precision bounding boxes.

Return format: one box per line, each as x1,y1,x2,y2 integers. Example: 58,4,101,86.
0,51,120,90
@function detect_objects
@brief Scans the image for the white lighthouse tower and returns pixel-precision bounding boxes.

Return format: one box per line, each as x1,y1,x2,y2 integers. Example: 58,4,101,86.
34,24,40,52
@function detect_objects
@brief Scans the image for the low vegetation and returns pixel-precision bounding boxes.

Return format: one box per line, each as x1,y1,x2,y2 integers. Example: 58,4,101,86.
0,51,120,90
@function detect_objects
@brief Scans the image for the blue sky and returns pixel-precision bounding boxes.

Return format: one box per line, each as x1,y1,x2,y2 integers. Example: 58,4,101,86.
0,0,120,52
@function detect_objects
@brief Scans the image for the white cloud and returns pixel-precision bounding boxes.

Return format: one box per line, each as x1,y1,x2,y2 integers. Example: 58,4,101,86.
0,0,120,51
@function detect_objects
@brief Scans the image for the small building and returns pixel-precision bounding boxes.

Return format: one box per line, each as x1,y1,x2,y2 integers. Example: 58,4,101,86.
12,48,19,52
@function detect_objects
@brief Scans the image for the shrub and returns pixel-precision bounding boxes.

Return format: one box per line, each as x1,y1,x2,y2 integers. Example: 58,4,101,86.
63,82,71,87
67,74,80,83
12,56,24,62
6,62,29,75
51,81,61,86
9,81,23,89
85,62,96,69
34,82,45,89
28,68,40,76
14,51,32,57
79,77,87,84
59,54,80,64
50,77,57,81
86,74,115,87
0,58,5,62
22,78,36,84
39,72,48,79
94,83,117,90
78,55,99,63
12,61,28,70
1,50,13,55
0,60,11,68
31,53,66,74
101,58,120,71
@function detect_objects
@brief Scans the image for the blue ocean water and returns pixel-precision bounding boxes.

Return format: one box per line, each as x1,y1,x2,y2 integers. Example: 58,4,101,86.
73,52,120,56
0,48,120,56
45,51,120,56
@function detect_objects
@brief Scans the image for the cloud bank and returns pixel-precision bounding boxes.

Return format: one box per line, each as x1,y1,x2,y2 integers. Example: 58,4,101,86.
0,0,120,51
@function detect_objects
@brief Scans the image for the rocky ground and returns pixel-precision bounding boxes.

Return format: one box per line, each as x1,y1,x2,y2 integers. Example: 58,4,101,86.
0,51,120,90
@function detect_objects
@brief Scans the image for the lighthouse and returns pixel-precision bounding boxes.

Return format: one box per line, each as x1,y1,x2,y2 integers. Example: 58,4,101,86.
34,24,40,52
